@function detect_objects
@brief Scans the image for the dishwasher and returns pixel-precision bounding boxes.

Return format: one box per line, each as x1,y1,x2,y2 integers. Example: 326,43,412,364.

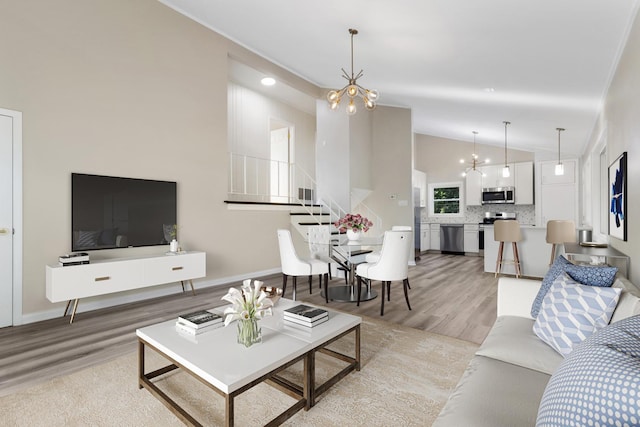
440,224,465,255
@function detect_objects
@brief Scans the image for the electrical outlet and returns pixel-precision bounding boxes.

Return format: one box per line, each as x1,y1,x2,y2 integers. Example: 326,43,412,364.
390,194,397,200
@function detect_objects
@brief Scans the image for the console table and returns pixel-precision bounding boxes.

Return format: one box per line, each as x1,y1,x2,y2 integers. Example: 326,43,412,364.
46,251,206,323
563,242,630,278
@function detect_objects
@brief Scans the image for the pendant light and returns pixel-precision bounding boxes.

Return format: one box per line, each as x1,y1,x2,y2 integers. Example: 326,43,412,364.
555,128,565,175
460,131,489,177
502,121,511,178
326,28,379,115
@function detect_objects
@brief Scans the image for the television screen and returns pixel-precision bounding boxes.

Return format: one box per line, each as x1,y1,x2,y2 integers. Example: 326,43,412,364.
71,173,177,251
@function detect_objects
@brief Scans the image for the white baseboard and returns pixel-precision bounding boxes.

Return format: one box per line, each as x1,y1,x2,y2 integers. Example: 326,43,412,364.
20,267,281,325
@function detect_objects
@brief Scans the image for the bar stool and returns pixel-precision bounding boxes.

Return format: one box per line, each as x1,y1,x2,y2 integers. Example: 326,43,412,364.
494,220,522,278
546,220,576,266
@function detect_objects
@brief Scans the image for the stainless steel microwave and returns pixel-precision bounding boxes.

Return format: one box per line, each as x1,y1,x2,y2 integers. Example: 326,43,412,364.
482,187,515,204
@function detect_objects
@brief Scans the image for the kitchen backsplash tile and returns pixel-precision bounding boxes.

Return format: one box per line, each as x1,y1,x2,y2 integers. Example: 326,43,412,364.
420,205,535,225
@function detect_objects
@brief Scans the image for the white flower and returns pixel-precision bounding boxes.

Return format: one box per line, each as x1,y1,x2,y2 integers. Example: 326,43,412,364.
221,279,274,327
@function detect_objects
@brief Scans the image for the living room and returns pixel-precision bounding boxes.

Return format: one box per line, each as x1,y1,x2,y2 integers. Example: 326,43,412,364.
2,1,640,425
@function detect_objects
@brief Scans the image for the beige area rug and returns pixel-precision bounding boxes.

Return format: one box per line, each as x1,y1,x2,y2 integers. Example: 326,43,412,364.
0,316,477,426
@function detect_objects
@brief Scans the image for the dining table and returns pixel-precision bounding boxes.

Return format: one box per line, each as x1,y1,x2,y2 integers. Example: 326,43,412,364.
325,235,383,302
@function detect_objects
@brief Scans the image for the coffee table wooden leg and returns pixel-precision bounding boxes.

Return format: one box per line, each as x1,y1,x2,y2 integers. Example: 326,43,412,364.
305,351,314,410
138,340,145,389
225,394,234,427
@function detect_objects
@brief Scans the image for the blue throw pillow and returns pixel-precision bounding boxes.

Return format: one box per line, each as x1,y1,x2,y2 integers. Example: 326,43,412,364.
565,263,618,288
536,315,640,426
531,255,572,318
531,256,618,318
533,273,621,356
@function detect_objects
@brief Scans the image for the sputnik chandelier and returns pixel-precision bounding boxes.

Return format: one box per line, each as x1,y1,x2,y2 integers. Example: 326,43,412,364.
327,28,379,115
461,131,489,176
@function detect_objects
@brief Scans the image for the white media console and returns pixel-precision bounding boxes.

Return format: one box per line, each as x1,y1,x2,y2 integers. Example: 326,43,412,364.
46,251,206,323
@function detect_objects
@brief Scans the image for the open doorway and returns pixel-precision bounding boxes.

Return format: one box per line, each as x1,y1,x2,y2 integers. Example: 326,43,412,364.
270,118,294,203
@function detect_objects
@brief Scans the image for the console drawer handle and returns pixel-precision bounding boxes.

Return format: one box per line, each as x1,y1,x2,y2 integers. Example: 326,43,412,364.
172,266,183,271
95,276,110,282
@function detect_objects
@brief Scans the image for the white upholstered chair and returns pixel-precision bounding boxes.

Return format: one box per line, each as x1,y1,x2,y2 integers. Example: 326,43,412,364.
355,230,412,316
277,229,329,302
364,225,412,263
307,225,346,284
546,220,576,266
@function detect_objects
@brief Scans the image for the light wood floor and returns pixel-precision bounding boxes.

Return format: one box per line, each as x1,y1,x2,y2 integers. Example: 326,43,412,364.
0,253,496,397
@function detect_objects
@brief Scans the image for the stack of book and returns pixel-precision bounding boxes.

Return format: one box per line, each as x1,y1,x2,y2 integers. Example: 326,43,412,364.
283,304,329,329
175,310,223,335
58,252,90,267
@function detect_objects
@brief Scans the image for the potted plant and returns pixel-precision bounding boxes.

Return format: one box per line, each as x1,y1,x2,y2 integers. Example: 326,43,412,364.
334,213,373,241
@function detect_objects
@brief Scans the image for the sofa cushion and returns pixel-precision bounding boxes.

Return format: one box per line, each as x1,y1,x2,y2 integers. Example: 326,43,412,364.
531,256,617,318
611,276,640,323
533,274,621,357
433,355,551,427
536,315,640,426
476,316,564,375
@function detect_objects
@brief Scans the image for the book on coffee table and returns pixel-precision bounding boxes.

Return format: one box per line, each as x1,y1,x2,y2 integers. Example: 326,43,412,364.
177,310,222,329
284,315,329,329
175,320,223,335
284,304,329,324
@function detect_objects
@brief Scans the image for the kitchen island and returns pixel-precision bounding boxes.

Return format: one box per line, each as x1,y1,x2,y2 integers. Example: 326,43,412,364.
483,224,549,278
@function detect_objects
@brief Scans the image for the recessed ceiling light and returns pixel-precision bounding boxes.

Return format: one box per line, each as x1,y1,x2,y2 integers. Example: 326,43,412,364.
484,87,495,93
261,77,276,86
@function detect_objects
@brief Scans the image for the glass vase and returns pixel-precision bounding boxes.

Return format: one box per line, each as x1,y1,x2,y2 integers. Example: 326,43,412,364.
237,318,262,347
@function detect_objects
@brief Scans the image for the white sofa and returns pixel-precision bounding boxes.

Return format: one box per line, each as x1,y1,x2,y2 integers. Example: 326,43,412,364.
433,275,640,426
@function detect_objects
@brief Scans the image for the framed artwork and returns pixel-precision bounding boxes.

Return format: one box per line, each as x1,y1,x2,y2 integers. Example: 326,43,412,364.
608,151,627,241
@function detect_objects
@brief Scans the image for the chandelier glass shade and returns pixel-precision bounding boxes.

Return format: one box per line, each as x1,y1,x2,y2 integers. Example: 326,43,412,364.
502,121,511,178
326,29,379,115
555,127,565,176
460,131,489,177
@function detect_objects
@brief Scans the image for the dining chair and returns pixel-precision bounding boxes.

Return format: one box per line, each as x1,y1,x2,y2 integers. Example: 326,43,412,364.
307,225,347,284
365,225,412,263
277,229,330,302
355,230,412,316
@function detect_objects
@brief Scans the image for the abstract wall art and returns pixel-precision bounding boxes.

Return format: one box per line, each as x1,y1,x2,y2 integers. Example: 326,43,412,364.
608,151,627,241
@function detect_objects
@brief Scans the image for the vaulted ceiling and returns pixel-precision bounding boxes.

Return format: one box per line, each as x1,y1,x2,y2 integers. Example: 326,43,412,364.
160,0,639,157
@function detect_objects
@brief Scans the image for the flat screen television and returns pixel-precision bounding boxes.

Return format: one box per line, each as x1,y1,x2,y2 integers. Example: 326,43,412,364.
71,173,177,251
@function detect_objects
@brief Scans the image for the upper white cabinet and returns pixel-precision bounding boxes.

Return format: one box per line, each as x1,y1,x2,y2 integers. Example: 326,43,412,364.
515,161,534,205
536,159,579,226
412,169,427,207
481,163,515,188
465,171,483,206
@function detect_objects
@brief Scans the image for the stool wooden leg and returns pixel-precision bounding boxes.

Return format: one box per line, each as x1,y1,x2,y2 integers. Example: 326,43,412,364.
512,242,521,278
549,245,557,266
495,242,504,277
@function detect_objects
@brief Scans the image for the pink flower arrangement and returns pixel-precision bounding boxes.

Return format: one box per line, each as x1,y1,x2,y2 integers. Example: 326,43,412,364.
334,213,373,233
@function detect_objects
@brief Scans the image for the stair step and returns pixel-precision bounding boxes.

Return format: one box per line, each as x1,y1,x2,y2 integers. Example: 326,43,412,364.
298,222,333,226
289,212,330,216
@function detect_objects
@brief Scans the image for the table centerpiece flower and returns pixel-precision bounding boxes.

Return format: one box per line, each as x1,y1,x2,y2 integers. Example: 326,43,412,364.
334,213,373,241
221,279,274,347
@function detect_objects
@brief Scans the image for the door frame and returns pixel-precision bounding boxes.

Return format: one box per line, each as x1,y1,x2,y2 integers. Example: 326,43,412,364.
1,108,23,326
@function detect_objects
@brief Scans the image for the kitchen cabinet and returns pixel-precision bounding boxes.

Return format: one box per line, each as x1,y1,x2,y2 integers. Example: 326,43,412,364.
481,163,515,188
420,223,430,252
412,169,427,207
515,161,534,205
464,224,479,253
465,171,482,206
430,223,440,250
536,159,578,226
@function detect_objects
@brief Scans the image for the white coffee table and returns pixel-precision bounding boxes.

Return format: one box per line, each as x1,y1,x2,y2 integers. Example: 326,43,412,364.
137,300,361,426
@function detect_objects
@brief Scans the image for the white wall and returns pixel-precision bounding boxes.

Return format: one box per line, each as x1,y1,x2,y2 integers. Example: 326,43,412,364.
582,9,640,281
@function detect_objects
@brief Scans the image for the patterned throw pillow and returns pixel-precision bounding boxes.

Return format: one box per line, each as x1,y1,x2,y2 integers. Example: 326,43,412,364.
536,315,640,426
531,256,618,318
533,273,621,356
531,255,572,318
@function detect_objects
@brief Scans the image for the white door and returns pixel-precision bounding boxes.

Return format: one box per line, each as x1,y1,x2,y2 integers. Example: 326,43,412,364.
0,113,14,327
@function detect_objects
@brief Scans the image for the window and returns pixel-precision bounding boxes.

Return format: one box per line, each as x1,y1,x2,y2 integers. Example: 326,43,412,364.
428,182,464,217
